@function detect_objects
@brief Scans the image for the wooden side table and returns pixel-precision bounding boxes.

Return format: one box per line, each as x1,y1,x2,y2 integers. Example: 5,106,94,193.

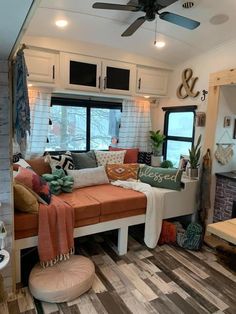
0,249,10,301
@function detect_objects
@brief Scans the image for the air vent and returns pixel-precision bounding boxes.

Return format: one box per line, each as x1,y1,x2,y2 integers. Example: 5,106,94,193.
182,1,194,9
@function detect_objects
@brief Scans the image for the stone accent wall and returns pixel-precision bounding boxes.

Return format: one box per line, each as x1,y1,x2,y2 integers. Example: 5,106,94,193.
214,175,236,222
0,61,14,291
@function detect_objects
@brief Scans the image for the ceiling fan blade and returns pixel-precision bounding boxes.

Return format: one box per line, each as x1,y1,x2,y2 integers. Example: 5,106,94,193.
157,0,178,8
159,11,200,30
121,16,146,37
92,2,139,11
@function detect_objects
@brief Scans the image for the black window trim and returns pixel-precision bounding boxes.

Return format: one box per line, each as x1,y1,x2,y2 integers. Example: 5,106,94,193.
49,97,122,152
162,105,197,160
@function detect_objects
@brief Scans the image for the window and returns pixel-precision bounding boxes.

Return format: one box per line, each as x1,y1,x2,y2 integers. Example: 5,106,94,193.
163,106,196,167
46,97,122,151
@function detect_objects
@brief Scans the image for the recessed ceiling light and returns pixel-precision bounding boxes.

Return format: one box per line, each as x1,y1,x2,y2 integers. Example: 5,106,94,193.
28,83,33,87
209,14,229,25
144,95,150,99
154,41,166,48
55,20,68,28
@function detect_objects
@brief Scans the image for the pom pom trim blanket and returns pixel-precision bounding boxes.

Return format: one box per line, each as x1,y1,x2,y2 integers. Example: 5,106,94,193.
38,195,74,267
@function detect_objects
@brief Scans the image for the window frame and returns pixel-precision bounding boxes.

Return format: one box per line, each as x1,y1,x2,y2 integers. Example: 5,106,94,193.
162,105,197,160
48,97,122,152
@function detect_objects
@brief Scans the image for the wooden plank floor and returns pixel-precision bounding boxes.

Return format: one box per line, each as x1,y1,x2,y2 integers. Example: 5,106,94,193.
1,231,236,314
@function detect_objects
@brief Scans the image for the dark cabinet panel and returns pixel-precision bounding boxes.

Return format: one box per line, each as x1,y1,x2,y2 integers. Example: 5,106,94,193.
70,61,97,87
106,66,130,91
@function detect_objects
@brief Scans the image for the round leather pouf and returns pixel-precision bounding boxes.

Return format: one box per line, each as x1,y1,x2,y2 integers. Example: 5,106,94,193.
29,255,95,303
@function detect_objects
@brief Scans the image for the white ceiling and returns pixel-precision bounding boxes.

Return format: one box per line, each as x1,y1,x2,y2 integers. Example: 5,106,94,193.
0,0,33,59
25,0,236,65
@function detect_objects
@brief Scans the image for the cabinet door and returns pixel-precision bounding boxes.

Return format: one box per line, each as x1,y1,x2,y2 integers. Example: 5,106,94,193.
136,67,169,96
60,53,101,92
102,60,135,95
25,50,57,83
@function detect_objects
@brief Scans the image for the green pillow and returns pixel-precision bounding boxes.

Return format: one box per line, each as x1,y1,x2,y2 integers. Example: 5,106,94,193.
71,151,97,169
138,165,183,191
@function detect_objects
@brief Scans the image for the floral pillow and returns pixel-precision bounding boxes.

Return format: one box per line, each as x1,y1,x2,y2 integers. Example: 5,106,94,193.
95,150,126,166
15,167,51,204
45,151,75,174
109,147,139,163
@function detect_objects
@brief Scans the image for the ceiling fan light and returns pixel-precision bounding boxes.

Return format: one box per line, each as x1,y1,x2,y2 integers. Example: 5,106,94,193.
154,41,166,48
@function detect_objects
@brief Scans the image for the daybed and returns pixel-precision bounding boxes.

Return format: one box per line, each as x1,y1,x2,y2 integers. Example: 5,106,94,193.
14,157,198,283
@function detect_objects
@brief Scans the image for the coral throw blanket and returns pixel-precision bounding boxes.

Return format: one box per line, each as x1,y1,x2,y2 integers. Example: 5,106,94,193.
38,195,74,267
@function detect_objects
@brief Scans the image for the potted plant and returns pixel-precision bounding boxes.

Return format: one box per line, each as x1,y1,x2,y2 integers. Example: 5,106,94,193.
188,134,202,178
149,130,166,167
160,160,173,168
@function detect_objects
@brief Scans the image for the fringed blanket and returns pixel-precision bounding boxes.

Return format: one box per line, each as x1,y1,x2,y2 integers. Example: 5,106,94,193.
112,180,165,248
38,195,74,267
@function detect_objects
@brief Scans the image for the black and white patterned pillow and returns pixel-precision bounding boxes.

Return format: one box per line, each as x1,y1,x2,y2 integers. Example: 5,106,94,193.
138,152,152,166
13,153,23,163
45,151,75,174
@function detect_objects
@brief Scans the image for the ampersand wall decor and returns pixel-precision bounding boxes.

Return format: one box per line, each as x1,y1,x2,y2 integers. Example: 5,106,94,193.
176,68,200,99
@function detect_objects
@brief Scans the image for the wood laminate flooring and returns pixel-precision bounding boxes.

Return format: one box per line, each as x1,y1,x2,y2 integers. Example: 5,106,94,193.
1,231,236,314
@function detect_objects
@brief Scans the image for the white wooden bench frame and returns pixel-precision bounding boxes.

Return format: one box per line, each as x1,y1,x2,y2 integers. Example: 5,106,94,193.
14,214,146,283
14,178,198,284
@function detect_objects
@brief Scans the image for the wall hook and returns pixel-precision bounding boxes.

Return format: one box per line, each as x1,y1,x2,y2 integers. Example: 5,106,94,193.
201,89,208,101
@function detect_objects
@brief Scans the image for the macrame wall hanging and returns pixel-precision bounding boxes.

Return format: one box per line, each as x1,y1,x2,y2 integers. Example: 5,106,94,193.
215,130,234,165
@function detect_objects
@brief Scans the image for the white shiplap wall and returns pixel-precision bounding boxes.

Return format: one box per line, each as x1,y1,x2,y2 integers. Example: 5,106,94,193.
0,61,14,291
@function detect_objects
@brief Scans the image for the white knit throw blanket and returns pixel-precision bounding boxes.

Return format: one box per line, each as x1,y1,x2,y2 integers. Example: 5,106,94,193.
112,180,165,248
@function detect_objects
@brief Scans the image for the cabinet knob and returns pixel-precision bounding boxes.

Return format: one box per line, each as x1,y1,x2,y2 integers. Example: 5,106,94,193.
138,78,141,90
104,76,107,89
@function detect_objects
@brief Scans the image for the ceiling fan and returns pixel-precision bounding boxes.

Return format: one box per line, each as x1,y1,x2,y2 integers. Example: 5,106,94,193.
92,0,200,36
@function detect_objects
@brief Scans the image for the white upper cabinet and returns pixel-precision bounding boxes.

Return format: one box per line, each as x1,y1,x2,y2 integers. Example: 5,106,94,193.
136,66,169,96
60,53,101,92
24,49,57,83
102,60,135,95
60,52,135,95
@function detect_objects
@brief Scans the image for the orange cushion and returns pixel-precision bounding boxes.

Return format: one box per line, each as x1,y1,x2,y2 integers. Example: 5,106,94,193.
13,157,51,176
81,184,146,216
109,147,139,163
106,163,139,181
57,189,101,221
158,221,177,245
27,157,51,176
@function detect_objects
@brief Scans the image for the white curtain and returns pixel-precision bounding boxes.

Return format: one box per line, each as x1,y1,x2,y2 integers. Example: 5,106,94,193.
26,88,52,158
118,99,152,152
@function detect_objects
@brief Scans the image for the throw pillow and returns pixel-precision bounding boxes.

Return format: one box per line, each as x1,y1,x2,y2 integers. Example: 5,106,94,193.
14,182,39,213
42,169,74,195
67,166,109,189
13,158,32,170
13,152,23,163
45,151,74,174
109,147,139,163
106,163,139,181
71,151,97,169
15,166,51,204
138,152,152,166
138,165,183,191
95,150,126,166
